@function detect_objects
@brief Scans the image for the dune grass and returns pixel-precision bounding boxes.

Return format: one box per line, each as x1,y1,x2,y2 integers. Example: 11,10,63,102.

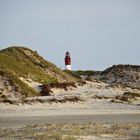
0,68,39,97
0,47,58,84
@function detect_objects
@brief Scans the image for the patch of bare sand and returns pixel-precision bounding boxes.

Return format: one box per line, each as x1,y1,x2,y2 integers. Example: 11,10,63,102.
0,81,140,117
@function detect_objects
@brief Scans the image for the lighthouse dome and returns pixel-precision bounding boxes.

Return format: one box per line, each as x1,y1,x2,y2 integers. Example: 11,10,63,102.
66,51,70,56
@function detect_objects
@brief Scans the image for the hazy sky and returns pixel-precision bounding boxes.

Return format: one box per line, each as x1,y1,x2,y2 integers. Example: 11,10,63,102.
0,0,140,70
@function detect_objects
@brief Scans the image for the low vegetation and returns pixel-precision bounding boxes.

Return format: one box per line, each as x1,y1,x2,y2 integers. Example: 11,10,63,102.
0,93,13,104
0,68,39,97
111,91,140,104
123,91,140,98
40,82,78,96
64,70,81,80
0,123,139,140
75,70,98,76
22,96,84,104
100,64,140,89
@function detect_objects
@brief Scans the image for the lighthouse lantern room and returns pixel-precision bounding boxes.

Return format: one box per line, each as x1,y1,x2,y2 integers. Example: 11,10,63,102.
65,51,71,70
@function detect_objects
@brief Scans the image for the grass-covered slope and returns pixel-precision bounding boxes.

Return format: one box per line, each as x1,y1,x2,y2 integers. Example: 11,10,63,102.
0,46,77,98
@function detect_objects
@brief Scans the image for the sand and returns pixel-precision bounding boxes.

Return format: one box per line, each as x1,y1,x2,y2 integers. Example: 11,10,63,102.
0,81,140,140
0,81,140,117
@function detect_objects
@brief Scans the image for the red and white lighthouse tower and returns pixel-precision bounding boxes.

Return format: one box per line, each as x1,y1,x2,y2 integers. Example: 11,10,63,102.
65,51,71,70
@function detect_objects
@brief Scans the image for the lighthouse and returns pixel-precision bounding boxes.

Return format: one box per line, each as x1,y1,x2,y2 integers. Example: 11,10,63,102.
65,51,71,70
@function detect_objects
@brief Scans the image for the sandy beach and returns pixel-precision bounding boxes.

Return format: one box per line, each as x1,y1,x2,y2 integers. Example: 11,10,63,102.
0,81,140,139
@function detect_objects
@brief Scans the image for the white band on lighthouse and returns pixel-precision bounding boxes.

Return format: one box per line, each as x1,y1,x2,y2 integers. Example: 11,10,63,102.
65,65,71,70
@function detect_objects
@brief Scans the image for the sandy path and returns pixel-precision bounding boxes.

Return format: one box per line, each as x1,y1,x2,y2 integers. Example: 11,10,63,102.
0,113,140,128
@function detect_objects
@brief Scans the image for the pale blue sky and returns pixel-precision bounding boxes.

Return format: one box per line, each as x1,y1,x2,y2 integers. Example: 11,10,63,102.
0,0,140,70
